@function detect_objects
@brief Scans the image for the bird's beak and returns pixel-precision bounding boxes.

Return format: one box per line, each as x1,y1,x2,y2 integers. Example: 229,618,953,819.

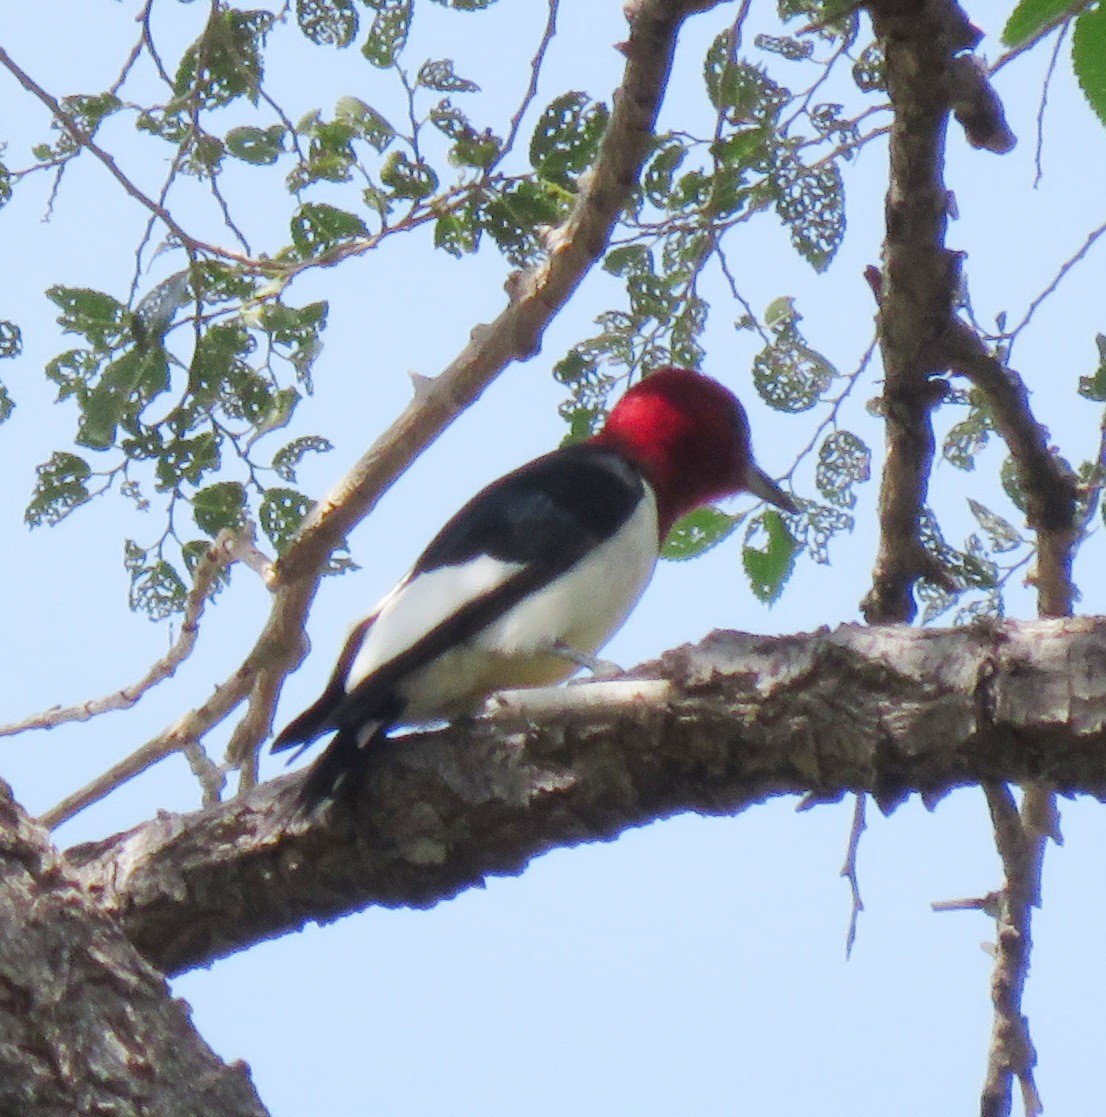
746,464,798,515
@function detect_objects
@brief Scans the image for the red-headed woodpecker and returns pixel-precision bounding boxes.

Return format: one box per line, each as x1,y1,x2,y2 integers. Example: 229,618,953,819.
272,366,796,809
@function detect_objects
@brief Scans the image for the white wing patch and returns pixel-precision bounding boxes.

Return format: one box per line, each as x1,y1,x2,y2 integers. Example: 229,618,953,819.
345,554,524,692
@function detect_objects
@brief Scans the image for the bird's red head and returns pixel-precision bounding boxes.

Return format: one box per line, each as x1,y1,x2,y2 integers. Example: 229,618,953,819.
590,367,796,537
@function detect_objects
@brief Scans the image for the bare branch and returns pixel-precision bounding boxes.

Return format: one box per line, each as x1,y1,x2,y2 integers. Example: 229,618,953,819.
1,528,269,743
0,46,255,267
980,783,1044,1117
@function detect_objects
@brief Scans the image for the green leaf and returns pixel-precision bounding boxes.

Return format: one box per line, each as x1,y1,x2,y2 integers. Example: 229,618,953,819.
335,97,395,151
77,347,171,451
1002,0,1083,47
174,8,274,107
478,180,564,265
296,0,358,46
0,383,13,424
132,271,190,348
61,92,122,133
429,99,500,167
189,322,253,408
417,58,479,92
704,37,788,122
260,487,313,553
273,435,334,482
662,507,738,560
125,542,188,620
0,163,11,208
742,509,798,604
943,408,992,470
1078,332,1106,399
0,321,22,358
428,0,497,8
772,156,845,272
362,0,412,68
156,432,221,490
786,500,852,566
1074,5,1106,128
815,430,870,508
967,498,1023,553
182,539,232,600
226,124,286,164
752,307,837,412
26,452,92,527
530,92,609,188
754,33,814,60
434,209,480,256
641,139,688,208
290,202,368,254
258,300,328,385
379,151,439,200
192,481,248,536
47,286,130,349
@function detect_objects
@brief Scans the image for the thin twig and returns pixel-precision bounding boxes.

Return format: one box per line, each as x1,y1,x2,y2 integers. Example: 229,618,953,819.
0,45,255,268
491,0,560,170
1032,23,1069,186
840,792,867,958
1,529,270,743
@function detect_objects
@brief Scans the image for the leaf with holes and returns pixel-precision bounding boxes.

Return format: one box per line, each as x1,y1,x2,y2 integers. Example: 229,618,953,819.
226,124,286,164
261,487,313,553
296,0,358,46
772,156,845,272
192,481,248,536
336,97,395,152
742,509,798,604
125,543,188,620
290,202,368,255
272,435,334,482
816,430,870,508
47,286,130,349
663,507,738,561
0,321,21,358
530,92,609,188
362,0,411,67
417,58,479,93
752,316,836,412
380,151,439,200
26,452,93,527
967,498,1023,554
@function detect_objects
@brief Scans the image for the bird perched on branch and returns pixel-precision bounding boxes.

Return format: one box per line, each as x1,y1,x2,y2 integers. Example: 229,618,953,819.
272,366,796,810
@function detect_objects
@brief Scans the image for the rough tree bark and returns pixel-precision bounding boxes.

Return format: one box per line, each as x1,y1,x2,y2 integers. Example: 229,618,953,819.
0,786,267,1117
67,618,1106,976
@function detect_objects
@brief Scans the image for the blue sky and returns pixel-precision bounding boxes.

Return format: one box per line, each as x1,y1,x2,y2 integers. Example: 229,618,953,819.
2,1,1106,1113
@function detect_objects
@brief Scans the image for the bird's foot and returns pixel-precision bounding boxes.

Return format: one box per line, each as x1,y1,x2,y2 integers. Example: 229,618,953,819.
550,639,622,678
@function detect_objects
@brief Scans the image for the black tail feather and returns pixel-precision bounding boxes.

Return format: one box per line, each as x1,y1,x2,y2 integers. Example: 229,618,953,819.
292,722,384,813
271,683,344,761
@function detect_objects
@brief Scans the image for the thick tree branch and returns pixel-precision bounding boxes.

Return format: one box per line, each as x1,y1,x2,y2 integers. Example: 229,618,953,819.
0,785,267,1117
862,7,1074,1109
67,617,1106,977
861,0,979,623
